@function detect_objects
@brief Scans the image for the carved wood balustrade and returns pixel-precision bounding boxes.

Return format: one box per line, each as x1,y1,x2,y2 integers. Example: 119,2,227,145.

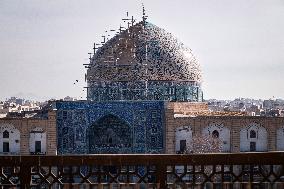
0,152,284,189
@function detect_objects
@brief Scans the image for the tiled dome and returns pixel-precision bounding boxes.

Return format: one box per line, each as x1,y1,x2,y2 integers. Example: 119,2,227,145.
87,21,203,102
87,21,201,82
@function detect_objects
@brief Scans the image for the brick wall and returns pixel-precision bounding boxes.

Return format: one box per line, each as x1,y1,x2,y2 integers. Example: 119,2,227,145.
0,110,57,155
166,102,209,115
165,109,284,154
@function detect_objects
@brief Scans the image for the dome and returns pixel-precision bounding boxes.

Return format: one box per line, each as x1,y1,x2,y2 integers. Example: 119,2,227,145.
87,21,203,102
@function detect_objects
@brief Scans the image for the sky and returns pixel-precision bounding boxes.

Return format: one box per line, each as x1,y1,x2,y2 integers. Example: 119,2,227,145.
0,0,284,101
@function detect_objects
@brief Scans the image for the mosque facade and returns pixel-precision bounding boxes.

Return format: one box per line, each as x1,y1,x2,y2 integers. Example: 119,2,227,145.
1,15,284,155
55,101,165,154
55,19,204,154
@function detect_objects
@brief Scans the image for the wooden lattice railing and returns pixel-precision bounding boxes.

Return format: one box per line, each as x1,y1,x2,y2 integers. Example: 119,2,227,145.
1,152,284,189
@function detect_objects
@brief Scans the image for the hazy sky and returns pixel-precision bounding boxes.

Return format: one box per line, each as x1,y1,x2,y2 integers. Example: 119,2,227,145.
0,0,284,101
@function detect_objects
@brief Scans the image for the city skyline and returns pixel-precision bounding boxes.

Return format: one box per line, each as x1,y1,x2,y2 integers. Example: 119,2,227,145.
0,0,284,101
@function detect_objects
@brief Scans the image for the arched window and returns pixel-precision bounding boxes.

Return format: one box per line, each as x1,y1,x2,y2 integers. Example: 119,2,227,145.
212,130,219,138
3,130,9,138
250,130,256,138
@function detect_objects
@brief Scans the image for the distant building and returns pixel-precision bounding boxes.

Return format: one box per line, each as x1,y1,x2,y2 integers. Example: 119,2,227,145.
263,99,274,109
63,96,77,101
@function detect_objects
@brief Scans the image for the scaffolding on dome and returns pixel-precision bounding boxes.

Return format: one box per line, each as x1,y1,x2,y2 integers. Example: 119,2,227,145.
84,7,203,102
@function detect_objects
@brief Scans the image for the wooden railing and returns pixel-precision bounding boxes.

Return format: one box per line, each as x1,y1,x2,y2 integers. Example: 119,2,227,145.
1,152,284,189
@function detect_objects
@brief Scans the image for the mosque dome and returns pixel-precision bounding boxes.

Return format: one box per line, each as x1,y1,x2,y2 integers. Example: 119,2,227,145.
87,21,203,102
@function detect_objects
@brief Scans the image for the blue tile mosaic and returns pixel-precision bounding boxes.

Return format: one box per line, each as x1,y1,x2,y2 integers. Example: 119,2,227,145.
55,101,165,154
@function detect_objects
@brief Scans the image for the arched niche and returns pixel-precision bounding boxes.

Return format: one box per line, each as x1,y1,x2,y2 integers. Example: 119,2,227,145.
277,126,284,151
240,122,267,152
29,127,46,154
202,122,230,152
0,124,20,154
175,126,192,153
88,114,132,153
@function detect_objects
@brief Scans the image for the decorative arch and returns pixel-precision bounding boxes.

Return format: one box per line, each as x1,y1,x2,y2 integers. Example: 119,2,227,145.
88,114,132,153
0,124,20,154
175,126,192,153
202,122,230,152
276,126,284,151
29,127,46,154
3,130,9,138
240,122,267,152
